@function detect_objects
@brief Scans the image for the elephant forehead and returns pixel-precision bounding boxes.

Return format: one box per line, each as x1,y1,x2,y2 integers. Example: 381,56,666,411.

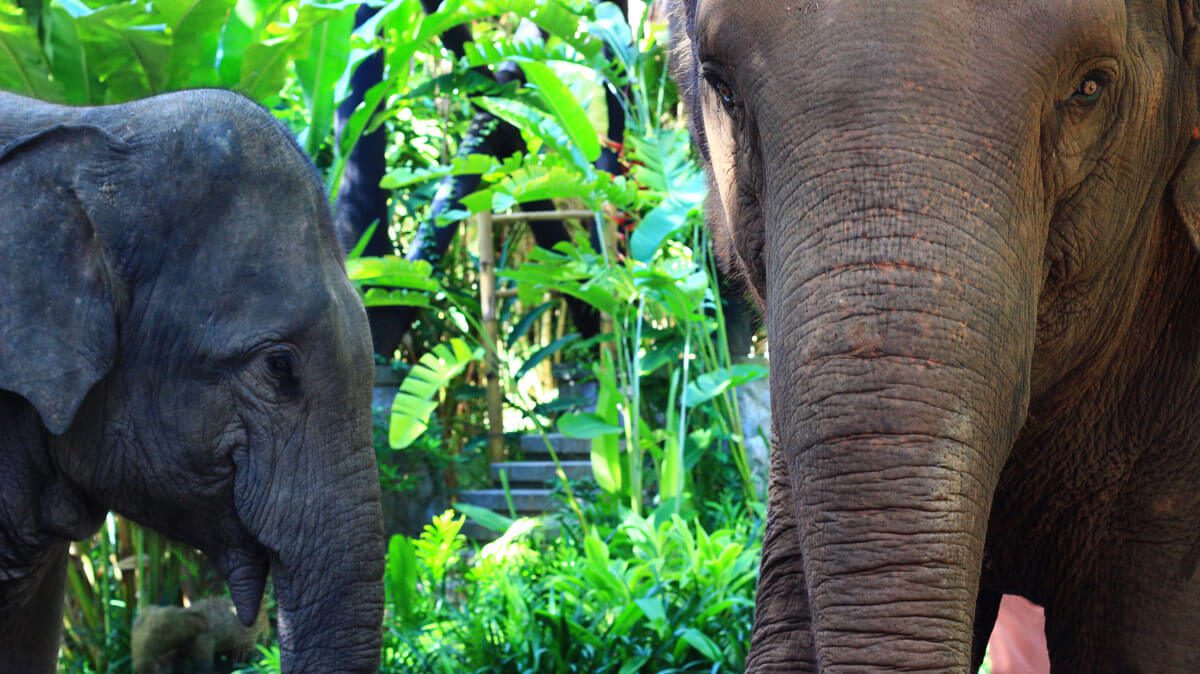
694,0,1124,60
139,236,342,351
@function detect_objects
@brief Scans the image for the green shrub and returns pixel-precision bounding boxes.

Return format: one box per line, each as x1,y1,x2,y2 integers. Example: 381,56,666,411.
375,502,761,673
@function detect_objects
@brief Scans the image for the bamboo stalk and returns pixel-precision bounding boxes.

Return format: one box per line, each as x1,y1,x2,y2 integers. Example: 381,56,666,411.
555,296,568,364
479,211,505,464
539,292,555,390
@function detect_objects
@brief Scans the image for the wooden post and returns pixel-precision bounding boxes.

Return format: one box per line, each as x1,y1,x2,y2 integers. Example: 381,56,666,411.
478,211,505,464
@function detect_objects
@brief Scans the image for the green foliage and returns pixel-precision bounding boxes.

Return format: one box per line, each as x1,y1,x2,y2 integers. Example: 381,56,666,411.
504,223,763,514
386,535,419,628
412,510,467,591
389,337,482,450
0,0,362,176
378,503,760,673
347,256,442,309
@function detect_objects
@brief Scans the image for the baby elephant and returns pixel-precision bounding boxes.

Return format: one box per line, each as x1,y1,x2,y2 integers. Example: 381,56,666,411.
131,598,268,674
0,88,383,673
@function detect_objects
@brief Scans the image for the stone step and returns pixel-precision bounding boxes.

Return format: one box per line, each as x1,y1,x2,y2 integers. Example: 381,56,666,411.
491,460,592,486
456,488,557,514
519,433,593,458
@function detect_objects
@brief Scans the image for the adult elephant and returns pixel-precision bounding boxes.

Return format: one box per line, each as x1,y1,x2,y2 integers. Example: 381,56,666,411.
0,90,384,673
671,1,1200,672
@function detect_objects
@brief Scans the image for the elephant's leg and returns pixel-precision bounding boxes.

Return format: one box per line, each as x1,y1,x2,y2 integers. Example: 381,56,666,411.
971,588,1002,671
0,543,68,674
745,444,815,673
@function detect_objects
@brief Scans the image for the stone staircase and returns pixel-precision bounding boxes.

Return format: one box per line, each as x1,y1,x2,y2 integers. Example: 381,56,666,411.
457,433,594,540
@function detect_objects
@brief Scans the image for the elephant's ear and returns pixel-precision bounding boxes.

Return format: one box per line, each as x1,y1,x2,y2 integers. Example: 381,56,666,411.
0,125,127,435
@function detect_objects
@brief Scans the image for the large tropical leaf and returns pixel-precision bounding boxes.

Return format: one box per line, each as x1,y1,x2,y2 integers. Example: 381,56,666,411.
346,256,440,291
384,534,418,628
73,3,170,100
159,0,233,88
44,0,99,103
293,0,354,156
684,362,769,409
216,0,280,85
521,60,600,163
389,338,482,449
473,95,588,171
626,128,707,262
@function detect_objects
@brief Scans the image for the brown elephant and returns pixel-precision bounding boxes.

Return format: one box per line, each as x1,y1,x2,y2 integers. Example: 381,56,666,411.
0,90,383,673
670,1,1200,672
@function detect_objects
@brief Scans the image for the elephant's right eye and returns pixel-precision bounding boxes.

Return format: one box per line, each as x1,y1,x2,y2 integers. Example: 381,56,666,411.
701,63,741,113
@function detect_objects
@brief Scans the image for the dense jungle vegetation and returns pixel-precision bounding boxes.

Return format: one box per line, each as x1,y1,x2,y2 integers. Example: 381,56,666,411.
1,0,782,671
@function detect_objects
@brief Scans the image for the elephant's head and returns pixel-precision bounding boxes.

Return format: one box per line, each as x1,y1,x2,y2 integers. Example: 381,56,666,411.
672,1,1200,670
0,90,383,672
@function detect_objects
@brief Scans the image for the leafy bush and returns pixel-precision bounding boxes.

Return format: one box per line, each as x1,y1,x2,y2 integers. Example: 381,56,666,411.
379,501,761,673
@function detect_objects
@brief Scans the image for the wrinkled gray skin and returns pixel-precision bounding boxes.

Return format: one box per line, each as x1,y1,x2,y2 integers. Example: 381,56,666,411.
672,1,1200,672
0,90,383,673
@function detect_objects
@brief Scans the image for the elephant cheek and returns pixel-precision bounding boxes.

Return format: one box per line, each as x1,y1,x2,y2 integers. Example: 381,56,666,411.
701,92,740,227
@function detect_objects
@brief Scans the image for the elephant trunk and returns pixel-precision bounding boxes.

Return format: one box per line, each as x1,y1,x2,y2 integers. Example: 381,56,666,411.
761,139,1040,670
230,419,385,674
269,443,384,673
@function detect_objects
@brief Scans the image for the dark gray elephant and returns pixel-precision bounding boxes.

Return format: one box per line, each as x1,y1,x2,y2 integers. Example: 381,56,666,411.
0,89,383,673
671,1,1200,672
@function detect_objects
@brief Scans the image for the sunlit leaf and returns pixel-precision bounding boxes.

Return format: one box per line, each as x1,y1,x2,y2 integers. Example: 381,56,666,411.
159,0,232,88
521,60,600,163
293,1,354,156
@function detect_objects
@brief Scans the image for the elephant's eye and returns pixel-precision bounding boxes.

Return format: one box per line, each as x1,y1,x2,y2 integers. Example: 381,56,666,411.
1071,72,1109,107
266,351,298,382
265,347,300,386
263,350,301,399
701,63,740,113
